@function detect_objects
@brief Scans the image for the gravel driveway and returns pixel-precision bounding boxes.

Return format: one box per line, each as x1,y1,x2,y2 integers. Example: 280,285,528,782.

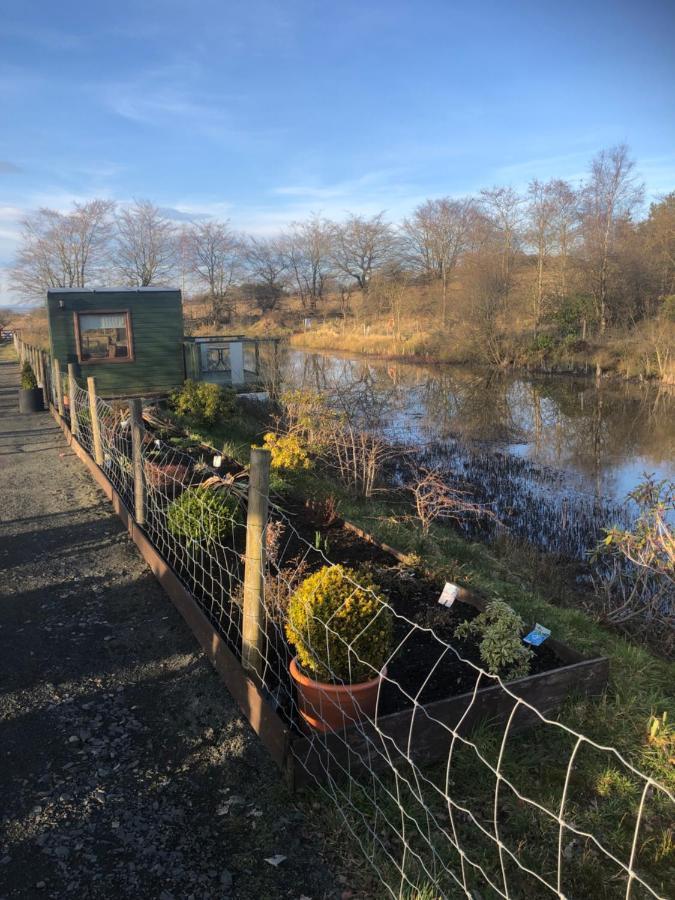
0,355,341,900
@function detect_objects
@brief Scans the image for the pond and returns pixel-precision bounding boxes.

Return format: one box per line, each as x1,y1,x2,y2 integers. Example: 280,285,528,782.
281,349,675,558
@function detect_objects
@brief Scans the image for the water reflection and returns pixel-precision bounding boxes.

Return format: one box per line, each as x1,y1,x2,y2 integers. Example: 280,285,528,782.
282,350,675,556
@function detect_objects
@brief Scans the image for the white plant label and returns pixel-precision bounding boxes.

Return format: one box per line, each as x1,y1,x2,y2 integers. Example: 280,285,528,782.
213,454,222,468
438,582,459,608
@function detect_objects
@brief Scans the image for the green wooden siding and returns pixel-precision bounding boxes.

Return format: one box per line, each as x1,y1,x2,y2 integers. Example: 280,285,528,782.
47,289,185,398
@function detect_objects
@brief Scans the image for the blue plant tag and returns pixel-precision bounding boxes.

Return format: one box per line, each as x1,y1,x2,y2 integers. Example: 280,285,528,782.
524,623,551,646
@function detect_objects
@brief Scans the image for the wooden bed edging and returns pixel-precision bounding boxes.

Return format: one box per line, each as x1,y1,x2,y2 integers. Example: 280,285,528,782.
49,404,295,785
50,403,610,793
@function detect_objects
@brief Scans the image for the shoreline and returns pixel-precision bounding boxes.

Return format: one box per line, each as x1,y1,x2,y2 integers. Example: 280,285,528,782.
288,335,673,385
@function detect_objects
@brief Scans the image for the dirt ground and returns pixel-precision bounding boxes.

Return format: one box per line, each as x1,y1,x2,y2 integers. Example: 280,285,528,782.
0,353,343,900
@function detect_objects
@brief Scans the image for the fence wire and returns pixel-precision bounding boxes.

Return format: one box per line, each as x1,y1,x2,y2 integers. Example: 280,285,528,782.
16,340,675,900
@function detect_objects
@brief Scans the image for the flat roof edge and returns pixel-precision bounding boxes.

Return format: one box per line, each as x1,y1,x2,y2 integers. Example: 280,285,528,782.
47,287,181,294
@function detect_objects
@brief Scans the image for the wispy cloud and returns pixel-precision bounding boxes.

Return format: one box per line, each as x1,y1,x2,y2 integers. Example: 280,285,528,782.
98,64,275,149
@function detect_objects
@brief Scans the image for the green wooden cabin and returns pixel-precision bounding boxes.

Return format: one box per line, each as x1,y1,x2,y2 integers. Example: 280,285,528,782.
47,288,185,398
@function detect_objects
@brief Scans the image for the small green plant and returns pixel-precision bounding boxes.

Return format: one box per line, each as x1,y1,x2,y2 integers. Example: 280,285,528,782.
167,485,240,544
169,380,235,426
454,598,533,679
263,431,312,471
20,361,38,389
286,564,393,684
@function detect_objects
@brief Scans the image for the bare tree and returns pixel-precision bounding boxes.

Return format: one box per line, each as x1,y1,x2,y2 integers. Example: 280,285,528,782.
580,145,644,333
526,180,558,333
642,192,675,303
282,215,334,311
189,220,242,323
402,197,475,325
479,186,524,297
113,200,177,287
244,236,288,311
549,179,580,304
330,213,398,292
11,199,115,300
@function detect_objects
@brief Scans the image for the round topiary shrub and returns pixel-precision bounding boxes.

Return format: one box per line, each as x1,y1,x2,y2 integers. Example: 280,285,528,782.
285,564,393,684
167,485,240,545
20,361,38,390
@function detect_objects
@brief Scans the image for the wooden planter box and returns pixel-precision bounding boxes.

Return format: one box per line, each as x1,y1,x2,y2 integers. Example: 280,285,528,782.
51,406,610,790
289,583,608,786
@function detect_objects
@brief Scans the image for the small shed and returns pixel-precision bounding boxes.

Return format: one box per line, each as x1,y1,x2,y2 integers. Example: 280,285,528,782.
183,335,281,390
47,288,185,398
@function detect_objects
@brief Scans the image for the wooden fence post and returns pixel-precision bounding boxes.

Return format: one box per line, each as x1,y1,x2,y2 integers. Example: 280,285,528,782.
53,358,65,417
67,363,79,439
242,447,271,679
128,398,145,526
87,376,104,465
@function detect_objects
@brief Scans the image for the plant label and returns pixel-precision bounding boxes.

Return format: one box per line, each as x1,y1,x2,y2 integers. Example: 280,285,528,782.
213,454,222,468
524,623,551,646
438,582,459,608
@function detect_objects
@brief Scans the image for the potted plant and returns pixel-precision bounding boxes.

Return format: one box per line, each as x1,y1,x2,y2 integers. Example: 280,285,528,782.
286,564,393,733
18,361,44,413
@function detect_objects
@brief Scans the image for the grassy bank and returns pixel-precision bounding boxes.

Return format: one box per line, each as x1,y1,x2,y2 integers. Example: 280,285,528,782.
177,399,674,897
290,320,675,382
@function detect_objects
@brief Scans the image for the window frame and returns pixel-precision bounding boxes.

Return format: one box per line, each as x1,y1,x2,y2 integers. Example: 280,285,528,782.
73,309,135,365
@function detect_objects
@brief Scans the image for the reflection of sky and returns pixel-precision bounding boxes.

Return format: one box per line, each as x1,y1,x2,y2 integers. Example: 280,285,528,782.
284,350,675,509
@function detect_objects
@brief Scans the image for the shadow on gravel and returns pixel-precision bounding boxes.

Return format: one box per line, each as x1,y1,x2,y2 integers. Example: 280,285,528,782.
0,518,125,572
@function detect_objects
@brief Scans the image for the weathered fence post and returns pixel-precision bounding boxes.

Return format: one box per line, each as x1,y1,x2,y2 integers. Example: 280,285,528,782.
87,376,104,465
67,363,79,439
242,447,271,679
53,358,65,417
128,398,145,526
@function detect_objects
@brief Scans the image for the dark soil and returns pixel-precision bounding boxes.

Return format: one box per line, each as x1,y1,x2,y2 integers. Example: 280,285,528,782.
273,500,565,717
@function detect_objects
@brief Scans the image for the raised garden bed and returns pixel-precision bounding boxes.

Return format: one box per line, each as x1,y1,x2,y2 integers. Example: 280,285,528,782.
51,405,610,790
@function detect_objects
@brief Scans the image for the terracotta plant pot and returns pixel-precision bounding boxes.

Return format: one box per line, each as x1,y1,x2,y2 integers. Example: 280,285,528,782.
289,656,386,733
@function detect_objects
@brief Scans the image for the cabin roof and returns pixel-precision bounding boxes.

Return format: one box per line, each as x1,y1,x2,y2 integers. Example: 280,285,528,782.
47,287,180,294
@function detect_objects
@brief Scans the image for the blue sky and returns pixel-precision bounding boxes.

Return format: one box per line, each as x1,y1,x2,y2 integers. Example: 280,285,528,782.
1,0,674,305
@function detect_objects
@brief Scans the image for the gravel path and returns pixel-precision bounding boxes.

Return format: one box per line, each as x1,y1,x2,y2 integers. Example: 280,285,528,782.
0,355,341,900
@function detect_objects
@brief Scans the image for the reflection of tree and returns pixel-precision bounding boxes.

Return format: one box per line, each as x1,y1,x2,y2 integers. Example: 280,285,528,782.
420,369,518,443
282,350,675,496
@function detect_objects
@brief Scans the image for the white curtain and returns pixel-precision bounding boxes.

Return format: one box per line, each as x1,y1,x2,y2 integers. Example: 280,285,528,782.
80,313,126,331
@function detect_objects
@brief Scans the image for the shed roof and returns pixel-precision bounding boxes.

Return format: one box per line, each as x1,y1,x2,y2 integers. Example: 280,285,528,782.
47,287,180,294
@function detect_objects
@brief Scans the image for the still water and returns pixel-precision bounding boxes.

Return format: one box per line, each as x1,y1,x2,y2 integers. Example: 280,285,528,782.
281,349,675,557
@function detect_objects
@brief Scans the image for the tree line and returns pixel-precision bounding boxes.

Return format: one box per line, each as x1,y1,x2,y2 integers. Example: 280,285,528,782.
10,144,675,342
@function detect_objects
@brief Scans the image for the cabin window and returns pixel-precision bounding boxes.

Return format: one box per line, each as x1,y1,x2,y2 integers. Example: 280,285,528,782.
75,311,134,363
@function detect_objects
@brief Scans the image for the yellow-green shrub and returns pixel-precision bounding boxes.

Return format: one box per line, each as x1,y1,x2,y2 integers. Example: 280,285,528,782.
263,431,312,471
286,564,393,683
169,380,235,426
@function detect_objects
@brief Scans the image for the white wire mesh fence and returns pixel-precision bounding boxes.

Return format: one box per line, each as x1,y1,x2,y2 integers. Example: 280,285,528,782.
15,341,675,900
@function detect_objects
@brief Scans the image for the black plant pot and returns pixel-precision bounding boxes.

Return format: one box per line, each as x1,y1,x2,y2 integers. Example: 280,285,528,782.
18,387,44,414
